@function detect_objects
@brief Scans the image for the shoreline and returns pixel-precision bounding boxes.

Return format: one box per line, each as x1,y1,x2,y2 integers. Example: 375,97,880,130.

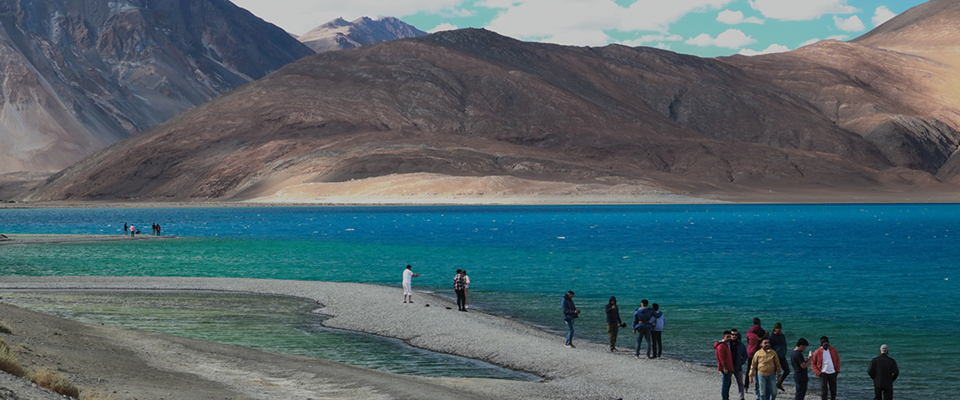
0,276,746,400
0,234,171,246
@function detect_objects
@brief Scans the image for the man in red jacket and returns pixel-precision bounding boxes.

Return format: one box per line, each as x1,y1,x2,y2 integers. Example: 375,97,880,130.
716,331,735,400
810,336,840,400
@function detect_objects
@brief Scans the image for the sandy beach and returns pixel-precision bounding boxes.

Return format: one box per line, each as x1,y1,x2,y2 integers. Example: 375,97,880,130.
0,276,762,400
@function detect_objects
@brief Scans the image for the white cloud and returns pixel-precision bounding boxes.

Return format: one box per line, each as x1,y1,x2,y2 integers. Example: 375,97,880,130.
749,0,856,21
543,30,614,47
686,29,756,49
799,34,848,47
230,0,461,35
872,6,897,27
717,10,764,24
833,15,865,31
619,34,683,47
480,0,734,46
738,43,790,56
429,23,459,33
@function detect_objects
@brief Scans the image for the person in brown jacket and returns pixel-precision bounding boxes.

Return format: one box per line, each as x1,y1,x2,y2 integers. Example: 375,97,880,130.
746,338,782,400
810,336,840,400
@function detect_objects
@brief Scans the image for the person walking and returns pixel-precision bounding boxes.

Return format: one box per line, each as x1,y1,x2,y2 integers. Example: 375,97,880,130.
810,336,840,400
401,265,419,303
454,269,467,311
746,338,782,400
605,297,626,351
769,322,791,392
716,330,736,400
867,344,899,400
632,299,654,358
792,338,811,400
463,270,471,309
730,329,749,400
561,291,580,348
651,303,664,358
747,318,765,400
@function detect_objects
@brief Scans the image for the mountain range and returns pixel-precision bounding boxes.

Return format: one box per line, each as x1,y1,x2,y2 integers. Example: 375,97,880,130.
0,0,313,174
297,16,426,53
21,0,960,203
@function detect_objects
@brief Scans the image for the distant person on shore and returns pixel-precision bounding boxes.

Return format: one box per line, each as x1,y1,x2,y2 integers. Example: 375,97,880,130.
792,338,811,400
156,223,161,236
463,270,470,309
651,303,664,358
604,296,626,352
152,223,157,235
730,329,749,400
746,338,782,400
129,225,135,237
716,330,735,400
401,265,419,303
811,336,840,400
632,299,654,358
747,318,765,399
123,223,128,235
561,291,580,348
454,269,467,311
867,344,899,400
770,322,790,391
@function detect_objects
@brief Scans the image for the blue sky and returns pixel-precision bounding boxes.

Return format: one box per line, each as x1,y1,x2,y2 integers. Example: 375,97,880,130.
233,0,928,57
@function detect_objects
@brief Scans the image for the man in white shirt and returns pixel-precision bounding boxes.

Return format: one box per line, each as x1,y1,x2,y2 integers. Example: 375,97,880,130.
402,265,419,303
811,336,840,400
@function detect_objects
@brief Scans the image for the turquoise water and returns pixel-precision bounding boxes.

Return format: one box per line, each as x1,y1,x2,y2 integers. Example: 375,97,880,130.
1,205,957,398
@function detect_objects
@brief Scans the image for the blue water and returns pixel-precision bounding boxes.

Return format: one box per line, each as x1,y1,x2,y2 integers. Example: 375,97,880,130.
1,205,957,398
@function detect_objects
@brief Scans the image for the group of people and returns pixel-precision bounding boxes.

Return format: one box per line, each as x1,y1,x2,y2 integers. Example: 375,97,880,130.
562,292,665,358
715,318,900,400
121,223,162,236
399,265,470,311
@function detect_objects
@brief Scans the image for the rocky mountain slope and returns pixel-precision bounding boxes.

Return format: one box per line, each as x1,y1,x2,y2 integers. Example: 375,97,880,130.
297,16,426,53
23,0,960,202
0,0,313,173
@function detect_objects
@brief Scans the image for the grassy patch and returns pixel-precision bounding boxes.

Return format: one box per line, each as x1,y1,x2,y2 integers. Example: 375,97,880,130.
0,340,23,377
0,321,12,334
80,389,115,400
27,368,80,398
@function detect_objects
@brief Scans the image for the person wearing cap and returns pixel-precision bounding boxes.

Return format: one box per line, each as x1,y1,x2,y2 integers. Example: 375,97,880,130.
810,336,840,400
867,344,899,400
791,338,811,400
769,322,791,392
605,296,626,351
746,338,782,400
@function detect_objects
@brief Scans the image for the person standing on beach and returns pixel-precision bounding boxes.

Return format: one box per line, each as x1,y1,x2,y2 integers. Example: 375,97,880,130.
632,299,654,358
792,338,811,400
730,329,749,400
152,223,157,235
716,330,735,400
867,344,899,400
124,223,128,235
129,225,135,237
454,270,467,311
651,303,664,358
605,297,626,351
463,270,471,309
561,291,580,348
746,338,782,400
747,318,765,400
401,265,419,303
769,322,790,392
810,336,840,400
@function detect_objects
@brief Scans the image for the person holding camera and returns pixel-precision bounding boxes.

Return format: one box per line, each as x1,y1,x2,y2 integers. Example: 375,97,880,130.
605,296,627,352
561,291,580,348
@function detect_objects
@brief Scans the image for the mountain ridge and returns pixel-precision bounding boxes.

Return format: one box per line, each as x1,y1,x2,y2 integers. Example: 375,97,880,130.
297,16,426,53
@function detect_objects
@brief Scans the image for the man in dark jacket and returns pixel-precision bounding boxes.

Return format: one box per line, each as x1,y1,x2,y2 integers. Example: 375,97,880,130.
561,291,580,348
769,322,790,391
633,299,655,358
730,329,749,400
867,344,899,400
605,296,626,351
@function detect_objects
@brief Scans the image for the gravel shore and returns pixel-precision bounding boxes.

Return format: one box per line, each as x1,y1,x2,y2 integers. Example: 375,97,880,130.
0,276,744,399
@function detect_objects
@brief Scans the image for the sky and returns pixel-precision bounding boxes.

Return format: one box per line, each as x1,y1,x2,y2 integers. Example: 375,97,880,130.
231,0,929,57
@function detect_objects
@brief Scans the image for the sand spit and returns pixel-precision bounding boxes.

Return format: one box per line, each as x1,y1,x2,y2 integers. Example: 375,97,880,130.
0,234,169,246
0,276,760,400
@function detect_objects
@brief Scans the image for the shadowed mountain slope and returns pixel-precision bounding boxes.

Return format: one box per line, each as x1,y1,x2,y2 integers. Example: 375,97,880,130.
0,0,313,173
24,1,960,202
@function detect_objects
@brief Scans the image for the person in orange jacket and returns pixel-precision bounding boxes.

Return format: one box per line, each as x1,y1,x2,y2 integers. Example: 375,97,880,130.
810,336,840,400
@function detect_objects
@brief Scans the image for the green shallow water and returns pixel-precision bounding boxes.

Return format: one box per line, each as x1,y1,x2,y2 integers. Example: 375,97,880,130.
0,290,538,381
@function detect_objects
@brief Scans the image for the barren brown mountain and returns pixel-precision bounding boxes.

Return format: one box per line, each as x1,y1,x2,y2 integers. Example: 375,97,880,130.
23,0,960,203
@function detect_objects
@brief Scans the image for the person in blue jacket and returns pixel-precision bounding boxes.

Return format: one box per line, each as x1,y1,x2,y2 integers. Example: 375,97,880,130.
730,329,750,400
561,291,580,348
633,299,656,358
